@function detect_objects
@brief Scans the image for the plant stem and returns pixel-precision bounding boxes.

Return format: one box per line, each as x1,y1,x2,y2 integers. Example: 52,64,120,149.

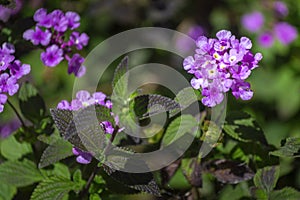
79,165,98,199
7,100,26,127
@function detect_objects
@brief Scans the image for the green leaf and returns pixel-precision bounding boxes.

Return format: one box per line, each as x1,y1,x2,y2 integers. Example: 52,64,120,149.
50,104,114,151
270,187,300,200
161,115,198,147
171,87,201,117
30,176,82,200
270,137,300,158
72,169,86,187
41,163,71,180
19,83,46,123
223,112,267,145
0,135,32,161
103,165,161,196
250,188,268,200
0,159,43,187
89,193,102,200
254,166,280,194
38,136,73,168
112,56,129,101
0,184,17,200
133,94,180,120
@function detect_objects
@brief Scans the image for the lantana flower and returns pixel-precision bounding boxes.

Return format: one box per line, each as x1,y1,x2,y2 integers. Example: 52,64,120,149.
0,43,31,113
183,30,262,107
23,8,89,77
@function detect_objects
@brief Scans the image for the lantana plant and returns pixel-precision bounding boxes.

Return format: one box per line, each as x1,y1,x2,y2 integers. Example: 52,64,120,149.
0,2,300,200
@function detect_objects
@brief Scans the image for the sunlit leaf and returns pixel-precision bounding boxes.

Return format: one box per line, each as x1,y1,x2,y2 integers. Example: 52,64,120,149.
30,176,83,200
0,135,32,161
0,159,43,187
0,184,16,200
161,115,198,147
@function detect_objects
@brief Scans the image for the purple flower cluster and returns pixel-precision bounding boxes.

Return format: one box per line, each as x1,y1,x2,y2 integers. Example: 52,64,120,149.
241,1,297,48
23,8,89,77
183,30,262,107
57,90,117,164
0,43,31,113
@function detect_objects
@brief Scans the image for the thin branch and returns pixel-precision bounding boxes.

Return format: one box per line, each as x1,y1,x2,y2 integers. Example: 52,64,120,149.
79,165,99,199
7,100,26,127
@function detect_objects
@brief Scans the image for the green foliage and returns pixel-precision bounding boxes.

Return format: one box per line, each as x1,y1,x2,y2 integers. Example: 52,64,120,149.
254,166,280,194
0,159,43,187
38,136,73,168
112,56,129,101
270,137,300,158
133,94,180,120
0,135,32,160
223,112,267,144
19,83,46,124
269,187,300,200
30,176,84,200
161,114,198,147
0,184,16,200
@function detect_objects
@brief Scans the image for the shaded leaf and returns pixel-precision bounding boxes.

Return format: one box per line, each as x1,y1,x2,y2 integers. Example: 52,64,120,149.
50,105,114,151
30,176,82,200
223,112,267,145
133,94,180,120
103,164,160,196
19,83,46,123
270,137,300,158
254,166,280,194
161,115,198,147
38,136,73,168
203,159,254,184
0,159,43,187
0,135,32,161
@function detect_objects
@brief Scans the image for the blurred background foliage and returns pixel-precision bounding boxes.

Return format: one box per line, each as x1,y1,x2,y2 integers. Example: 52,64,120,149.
1,0,300,199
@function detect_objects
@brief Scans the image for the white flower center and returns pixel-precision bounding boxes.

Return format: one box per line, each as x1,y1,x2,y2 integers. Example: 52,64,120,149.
219,63,226,69
82,101,90,107
213,52,221,60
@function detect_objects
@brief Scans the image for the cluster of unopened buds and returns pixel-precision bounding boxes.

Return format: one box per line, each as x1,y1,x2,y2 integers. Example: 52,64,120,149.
183,30,262,107
23,8,89,77
0,43,31,112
